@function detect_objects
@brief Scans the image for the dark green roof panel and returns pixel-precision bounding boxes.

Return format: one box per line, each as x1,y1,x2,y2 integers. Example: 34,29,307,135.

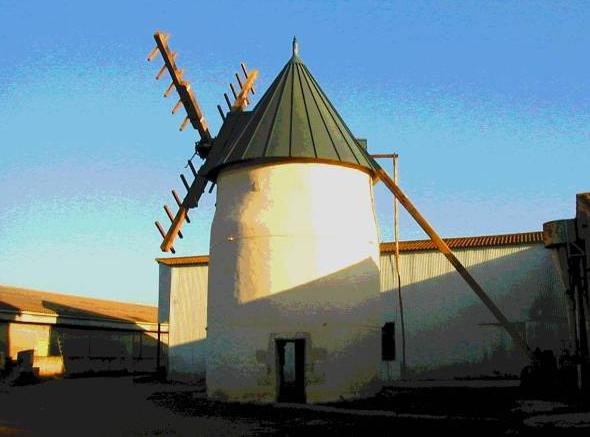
204,46,379,177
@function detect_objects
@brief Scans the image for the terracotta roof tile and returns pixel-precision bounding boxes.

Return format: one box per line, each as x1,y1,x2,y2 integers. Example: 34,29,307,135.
381,231,543,253
157,231,544,266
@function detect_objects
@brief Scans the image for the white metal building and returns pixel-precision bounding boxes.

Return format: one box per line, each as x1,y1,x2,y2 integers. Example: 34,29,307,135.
158,231,570,398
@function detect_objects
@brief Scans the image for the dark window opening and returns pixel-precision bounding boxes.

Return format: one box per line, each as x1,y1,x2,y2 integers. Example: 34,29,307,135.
382,322,396,361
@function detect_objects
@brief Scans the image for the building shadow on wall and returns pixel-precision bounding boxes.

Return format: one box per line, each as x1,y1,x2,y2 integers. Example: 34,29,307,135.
41,300,165,377
207,257,387,401
379,246,570,380
205,246,569,395
166,338,206,384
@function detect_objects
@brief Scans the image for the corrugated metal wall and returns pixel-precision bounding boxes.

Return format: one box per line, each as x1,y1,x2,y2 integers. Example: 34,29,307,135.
0,321,163,376
380,243,570,378
162,243,570,381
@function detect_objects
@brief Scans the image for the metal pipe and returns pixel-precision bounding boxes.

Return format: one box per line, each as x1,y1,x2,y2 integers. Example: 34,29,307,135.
392,155,407,378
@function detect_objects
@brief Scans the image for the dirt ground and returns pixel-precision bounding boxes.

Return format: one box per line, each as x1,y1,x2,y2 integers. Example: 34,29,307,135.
0,376,271,436
0,376,589,436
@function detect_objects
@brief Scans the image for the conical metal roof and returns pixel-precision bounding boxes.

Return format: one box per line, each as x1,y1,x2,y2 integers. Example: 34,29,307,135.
202,41,379,179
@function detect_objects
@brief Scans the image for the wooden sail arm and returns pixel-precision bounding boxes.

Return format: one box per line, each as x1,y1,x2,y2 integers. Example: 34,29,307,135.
149,31,212,141
375,167,533,358
231,69,259,111
160,206,188,253
156,174,209,253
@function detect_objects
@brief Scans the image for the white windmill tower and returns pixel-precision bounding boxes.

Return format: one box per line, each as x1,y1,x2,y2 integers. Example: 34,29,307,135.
203,38,383,403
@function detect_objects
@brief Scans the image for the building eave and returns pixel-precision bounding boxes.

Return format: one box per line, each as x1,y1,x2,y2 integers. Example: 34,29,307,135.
0,309,168,333
156,231,544,266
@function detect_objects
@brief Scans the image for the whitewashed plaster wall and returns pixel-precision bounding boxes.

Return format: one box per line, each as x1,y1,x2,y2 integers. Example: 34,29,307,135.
206,163,382,403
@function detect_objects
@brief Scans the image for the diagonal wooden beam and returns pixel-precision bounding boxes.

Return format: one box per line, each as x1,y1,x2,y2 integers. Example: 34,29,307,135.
375,167,532,358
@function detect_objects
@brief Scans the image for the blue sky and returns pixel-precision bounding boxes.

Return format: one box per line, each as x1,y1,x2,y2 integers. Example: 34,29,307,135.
0,1,588,304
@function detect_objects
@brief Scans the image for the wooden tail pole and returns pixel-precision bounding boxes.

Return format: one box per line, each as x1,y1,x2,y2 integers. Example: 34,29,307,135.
375,167,532,358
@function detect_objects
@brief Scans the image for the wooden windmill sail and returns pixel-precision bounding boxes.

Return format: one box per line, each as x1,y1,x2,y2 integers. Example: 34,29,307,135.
147,31,258,253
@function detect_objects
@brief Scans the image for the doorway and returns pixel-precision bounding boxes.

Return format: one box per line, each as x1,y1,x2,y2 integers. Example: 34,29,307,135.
276,339,305,403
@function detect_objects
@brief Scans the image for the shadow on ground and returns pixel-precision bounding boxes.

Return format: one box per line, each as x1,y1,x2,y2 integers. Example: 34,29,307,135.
1,376,589,436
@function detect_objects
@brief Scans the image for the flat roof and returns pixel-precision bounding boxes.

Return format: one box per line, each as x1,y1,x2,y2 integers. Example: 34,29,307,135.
157,231,544,267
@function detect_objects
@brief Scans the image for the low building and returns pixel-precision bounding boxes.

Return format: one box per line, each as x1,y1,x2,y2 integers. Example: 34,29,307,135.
0,286,168,377
158,230,570,395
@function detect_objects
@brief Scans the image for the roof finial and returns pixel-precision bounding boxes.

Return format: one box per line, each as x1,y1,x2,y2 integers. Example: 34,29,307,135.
292,36,299,57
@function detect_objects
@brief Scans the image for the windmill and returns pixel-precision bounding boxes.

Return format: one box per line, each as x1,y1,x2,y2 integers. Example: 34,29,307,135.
147,31,258,254
147,33,532,402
